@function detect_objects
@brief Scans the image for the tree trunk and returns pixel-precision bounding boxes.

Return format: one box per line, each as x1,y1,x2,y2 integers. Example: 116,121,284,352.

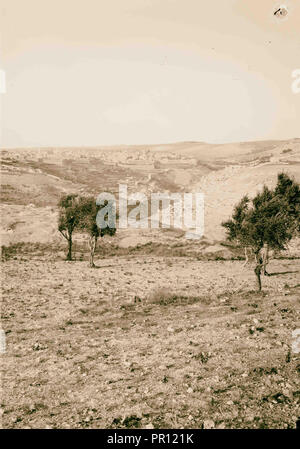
243,247,249,266
89,235,97,268
262,243,269,276
67,237,72,261
254,263,262,291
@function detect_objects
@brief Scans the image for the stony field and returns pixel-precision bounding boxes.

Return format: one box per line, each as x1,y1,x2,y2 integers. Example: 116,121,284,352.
1,255,299,429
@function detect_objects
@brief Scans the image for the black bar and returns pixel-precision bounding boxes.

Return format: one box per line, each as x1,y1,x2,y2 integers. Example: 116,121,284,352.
0,428,297,447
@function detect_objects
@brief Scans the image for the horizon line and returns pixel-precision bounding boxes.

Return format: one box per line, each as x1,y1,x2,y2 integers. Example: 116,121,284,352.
2,137,300,151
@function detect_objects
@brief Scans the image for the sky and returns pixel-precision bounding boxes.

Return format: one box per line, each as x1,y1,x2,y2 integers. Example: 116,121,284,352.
0,0,299,148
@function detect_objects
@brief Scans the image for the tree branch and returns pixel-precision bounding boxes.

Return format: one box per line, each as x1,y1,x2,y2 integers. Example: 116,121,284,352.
59,230,68,240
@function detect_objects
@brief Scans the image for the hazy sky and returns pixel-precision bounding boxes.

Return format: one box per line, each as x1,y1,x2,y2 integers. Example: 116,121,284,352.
1,0,299,147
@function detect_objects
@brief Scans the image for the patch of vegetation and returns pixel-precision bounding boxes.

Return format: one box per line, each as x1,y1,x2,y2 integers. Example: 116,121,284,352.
1,242,63,261
146,288,211,306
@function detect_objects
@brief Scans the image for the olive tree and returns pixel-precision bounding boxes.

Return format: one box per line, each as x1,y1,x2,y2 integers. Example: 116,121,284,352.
76,196,116,268
58,194,81,261
58,194,116,266
222,173,300,291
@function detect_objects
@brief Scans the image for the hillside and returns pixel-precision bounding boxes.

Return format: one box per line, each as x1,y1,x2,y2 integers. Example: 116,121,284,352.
1,138,300,251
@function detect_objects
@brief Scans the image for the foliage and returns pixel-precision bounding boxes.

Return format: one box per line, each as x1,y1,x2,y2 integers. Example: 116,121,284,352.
222,173,300,254
58,194,81,239
76,196,116,238
274,172,300,233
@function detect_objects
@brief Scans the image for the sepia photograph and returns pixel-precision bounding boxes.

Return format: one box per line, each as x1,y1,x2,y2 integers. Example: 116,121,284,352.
1,0,300,434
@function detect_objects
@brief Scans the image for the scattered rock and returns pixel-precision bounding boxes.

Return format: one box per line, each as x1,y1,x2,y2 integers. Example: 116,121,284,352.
203,419,215,429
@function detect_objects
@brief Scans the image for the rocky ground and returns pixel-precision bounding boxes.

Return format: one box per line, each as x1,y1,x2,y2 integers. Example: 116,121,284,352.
1,255,299,429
